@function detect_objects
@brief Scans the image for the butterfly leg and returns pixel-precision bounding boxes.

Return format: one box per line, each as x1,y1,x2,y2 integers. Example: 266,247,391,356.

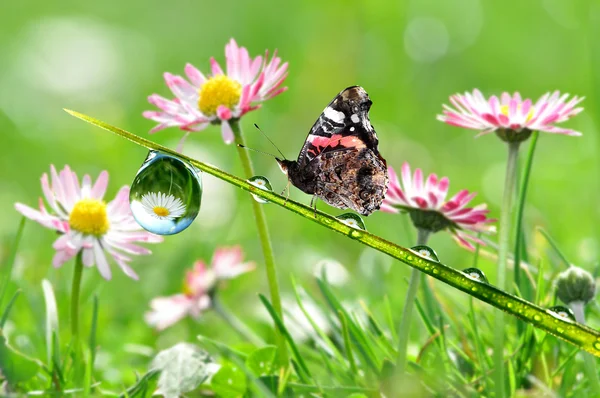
280,180,291,206
310,195,318,218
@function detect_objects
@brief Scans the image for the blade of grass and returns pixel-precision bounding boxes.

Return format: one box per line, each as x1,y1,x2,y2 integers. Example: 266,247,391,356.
89,295,99,371
258,294,312,382
0,289,21,328
383,296,398,342
317,277,380,374
0,217,25,309
66,110,600,358
291,279,345,365
338,310,358,375
42,280,60,370
536,227,570,269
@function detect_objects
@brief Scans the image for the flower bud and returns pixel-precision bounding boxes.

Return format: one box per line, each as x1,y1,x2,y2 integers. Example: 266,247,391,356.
555,266,596,305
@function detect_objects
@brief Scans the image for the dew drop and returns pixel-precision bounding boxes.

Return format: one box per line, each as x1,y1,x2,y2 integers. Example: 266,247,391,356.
247,176,273,204
462,268,489,283
594,342,600,351
409,245,440,262
129,151,202,235
350,230,362,239
556,327,564,334
547,305,576,322
533,314,542,322
336,213,366,230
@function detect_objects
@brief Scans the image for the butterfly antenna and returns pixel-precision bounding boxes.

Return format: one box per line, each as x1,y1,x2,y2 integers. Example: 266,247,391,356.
237,144,277,159
254,123,286,159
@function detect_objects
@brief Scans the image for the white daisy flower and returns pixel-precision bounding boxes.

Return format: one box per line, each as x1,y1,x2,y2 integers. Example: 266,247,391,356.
140,191,186,220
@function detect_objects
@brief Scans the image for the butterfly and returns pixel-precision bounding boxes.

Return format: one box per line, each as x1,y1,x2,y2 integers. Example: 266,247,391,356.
277,86,388,216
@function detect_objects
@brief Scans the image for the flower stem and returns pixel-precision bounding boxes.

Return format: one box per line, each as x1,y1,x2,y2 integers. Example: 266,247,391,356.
494,141,520,398
514,132,539,297
213,295,265,347
570,301,600,395
71,251,84,343
395,228,430,376
229,120,288,367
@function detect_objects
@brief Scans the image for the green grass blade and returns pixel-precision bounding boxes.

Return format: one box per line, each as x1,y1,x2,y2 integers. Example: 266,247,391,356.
0,289,21,328
536,227,570,269
258,294,311,382
338,310,358,375
65,111,600,359
89,295,99,370
316,277,380,373
42,279,60,369
0,217,26,309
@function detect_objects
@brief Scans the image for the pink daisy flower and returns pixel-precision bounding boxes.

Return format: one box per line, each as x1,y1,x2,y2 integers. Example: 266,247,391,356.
381,162,496,250
143,38,288,146
145,246,254,330
437,89,584,140
14,165,163,280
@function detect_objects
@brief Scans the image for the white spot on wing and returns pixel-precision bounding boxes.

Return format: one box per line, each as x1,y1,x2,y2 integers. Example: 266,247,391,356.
351,114,360,123
323,107,345,123
350,127,355,131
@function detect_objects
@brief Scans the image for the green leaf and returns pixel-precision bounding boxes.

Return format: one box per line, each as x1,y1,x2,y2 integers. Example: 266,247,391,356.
246,346,277,377
120,369,160,398
211,363,247,397
150,342,215,398
0,331,41,383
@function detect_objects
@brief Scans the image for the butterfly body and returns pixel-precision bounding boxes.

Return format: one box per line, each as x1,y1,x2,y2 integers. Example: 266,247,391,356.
278,86,388,216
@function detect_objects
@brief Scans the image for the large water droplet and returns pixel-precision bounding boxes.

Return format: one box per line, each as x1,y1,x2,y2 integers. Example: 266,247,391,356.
547,305,576,322
336,213,366,230
247,176,273,204
410,245,439,262
129,151,202,235
462,268,489,283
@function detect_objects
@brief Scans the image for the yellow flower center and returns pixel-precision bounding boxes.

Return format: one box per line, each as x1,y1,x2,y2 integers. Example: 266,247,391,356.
197,75,242,116
500,104,533,122
69,199,110,236
153,206,170,217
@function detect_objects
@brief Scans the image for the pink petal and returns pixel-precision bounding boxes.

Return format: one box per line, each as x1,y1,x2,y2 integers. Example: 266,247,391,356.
93,239,112,280
91,171,109,200
184,63,206,87
221,121,234,144
210,57,224,76
216,105,233,121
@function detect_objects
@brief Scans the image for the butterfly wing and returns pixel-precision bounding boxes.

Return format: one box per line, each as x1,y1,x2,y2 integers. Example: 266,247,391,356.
303,147,388,215
297,86,382,167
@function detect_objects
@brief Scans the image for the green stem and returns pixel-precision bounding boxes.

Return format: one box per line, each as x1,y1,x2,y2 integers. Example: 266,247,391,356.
570,302,600,395
71,252,84,343
395,228,430,375
212,295,265,347
229,120,288,368
66,110,600,358
494,141,520,398
514,132,539,296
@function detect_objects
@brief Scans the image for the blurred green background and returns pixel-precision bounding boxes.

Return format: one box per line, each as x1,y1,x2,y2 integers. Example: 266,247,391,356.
1,0,599,387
